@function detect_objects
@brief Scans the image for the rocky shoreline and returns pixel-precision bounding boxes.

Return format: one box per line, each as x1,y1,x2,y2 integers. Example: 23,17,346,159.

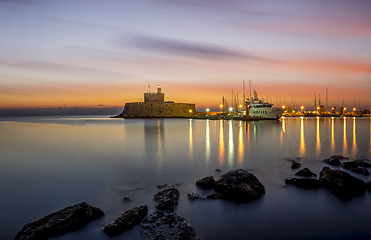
15,155,371,239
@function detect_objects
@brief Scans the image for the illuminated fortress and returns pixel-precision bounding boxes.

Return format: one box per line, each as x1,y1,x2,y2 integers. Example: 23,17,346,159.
121,86,196,118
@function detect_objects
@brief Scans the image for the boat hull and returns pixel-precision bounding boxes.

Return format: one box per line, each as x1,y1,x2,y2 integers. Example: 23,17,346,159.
249,107,284,119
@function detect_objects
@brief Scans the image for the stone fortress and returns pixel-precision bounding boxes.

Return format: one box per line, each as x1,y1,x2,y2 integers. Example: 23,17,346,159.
121,86,196,118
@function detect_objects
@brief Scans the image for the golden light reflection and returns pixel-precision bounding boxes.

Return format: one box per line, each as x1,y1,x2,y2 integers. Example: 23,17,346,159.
205,119,210,164
299,117,305,157
282,117,286,133
219,120,224,164
316,117,320,155
343,117,347,153
157,120,163,174
352,117,357,154
238,121,244,166
189,119,193,159
228,120,234,167
331,117,335,154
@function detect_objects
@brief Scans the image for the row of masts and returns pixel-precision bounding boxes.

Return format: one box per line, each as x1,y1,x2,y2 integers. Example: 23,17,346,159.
220,82,347,112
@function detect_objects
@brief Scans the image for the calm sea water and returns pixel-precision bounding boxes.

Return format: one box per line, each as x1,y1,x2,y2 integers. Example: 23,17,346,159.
1,116,371,240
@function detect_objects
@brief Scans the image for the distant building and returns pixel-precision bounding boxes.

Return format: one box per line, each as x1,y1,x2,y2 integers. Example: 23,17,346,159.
121,86,196,118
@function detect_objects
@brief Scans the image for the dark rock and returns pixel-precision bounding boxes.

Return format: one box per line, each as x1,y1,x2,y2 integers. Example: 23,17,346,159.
206,193,226,200
214,169,265,202
153,188,180,212
15,202,104,240
187,192,226,201
341,161,359,169
285,178,323,189
215,169,222,172
319,167,366,197
188,193,205,201
196,176,215,189
122,197,133,202
350,168,370,176
295,168,317,177
103,205,148,237
141,210,201,240
331,155,348,160
342,159,371,169
323,157,341,166
356,159,371,168
366,181,371,191
291,161,301,169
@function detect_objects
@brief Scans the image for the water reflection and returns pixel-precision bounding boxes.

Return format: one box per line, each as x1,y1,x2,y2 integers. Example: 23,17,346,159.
331,117,335,154
238,121,244,166
343,117,347,153
144,120,164,173
228,120,234,167
316,117,320,155
205,119,210,164
282,117,286,133
353,117,357,154
189,119,193,160
219,120,224,164
299,117,305,156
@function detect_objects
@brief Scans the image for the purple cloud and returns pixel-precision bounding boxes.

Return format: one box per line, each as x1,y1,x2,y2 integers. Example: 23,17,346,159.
128,35,266,61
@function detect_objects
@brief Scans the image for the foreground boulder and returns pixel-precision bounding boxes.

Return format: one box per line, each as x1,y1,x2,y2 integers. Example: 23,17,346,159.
295,168,317,177
15,202,104,240
153,188,180,211
350,168,370,176
213,169,265,202
319,167,365,197
285,178,323,189
342,160,371,169
141,210,201,240
103,205,148,237
291,160,301,169
196,176,215,189
323,155,347,166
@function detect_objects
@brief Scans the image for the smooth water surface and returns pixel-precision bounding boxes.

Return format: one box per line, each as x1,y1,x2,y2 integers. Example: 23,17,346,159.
1,116,371,239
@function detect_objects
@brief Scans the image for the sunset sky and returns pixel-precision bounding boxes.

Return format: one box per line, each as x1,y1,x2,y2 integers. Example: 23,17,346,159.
1,0,370,112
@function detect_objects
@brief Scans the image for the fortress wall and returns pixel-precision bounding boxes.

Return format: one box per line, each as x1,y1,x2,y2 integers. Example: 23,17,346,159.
123,102,196,117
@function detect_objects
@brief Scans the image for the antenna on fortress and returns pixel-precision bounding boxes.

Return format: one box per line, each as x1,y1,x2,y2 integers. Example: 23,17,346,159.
148,85,151,93
157,85,161,94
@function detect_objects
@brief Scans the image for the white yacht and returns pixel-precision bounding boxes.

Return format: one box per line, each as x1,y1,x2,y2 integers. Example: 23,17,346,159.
248,91,284,119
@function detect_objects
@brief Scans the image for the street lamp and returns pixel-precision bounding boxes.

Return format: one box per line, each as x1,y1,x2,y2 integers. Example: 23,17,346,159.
301,106,304,112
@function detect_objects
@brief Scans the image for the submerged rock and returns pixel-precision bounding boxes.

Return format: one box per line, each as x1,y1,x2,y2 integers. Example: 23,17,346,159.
153,188,180,212
319,167,365,197
187,192,226,201
15,202,104,240
295,168,317,177
285,178,323,189
213,169,265,202
323,155,347,166
103,205,148,237
355,159,371,168
342,160,371,169
341,161,359,169
291,161,301,169
141,210,201,240
188,193,205,201
196,176,215,189
350,168,370,176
